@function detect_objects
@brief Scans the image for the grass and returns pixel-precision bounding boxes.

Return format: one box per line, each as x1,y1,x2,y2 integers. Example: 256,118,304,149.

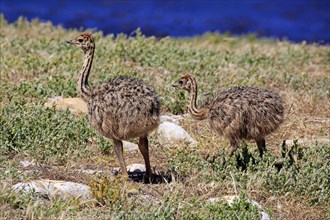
0,15,329,219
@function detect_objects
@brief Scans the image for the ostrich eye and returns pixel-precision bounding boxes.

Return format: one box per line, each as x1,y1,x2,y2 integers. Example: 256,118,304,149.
179,80,183,84
78,38,83,43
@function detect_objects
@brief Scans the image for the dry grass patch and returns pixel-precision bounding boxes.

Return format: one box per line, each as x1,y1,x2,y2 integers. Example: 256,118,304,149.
1,15,329,219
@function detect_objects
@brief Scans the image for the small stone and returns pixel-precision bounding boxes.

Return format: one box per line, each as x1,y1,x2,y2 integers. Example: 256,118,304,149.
126,163,146,173
156,121,196,146
112,167,121,174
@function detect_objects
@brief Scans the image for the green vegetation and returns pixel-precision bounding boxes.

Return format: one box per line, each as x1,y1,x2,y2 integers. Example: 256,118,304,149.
0,15,329,219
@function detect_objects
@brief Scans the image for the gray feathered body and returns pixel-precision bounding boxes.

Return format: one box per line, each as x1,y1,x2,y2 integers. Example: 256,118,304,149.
208,86,284,142
88,76,160,140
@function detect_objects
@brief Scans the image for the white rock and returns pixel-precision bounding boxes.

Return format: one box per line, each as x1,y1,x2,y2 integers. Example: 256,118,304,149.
123,140,139,152
156,121,196,146
126,163,146,173
112,167,121,173
12,180,91,200
209,195,270,220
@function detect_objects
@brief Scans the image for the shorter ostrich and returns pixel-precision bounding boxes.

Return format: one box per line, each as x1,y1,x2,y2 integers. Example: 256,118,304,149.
172,74,284,156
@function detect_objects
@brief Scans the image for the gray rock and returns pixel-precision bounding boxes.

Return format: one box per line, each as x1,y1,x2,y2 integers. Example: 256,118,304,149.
156,121,196,146
12,179,91,200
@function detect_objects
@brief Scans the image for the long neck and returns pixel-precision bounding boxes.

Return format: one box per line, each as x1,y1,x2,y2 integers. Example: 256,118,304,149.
187,78,209,120
78,48,94,102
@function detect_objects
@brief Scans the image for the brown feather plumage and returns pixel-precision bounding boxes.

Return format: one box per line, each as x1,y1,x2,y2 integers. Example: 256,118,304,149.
173,74,284,156
67,33,160,181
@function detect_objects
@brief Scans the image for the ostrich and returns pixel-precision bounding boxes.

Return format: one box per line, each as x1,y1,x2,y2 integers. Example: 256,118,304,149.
66,33,160,181
172,74,284,156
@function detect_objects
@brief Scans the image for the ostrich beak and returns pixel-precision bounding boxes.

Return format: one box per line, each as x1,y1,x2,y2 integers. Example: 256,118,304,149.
66,39,75,45
172,83,179,88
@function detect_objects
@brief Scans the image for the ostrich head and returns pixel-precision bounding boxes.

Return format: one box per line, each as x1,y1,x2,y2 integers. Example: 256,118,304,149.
66,33,95,52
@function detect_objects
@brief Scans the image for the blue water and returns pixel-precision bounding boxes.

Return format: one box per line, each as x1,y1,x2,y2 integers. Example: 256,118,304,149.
1,0,329,44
